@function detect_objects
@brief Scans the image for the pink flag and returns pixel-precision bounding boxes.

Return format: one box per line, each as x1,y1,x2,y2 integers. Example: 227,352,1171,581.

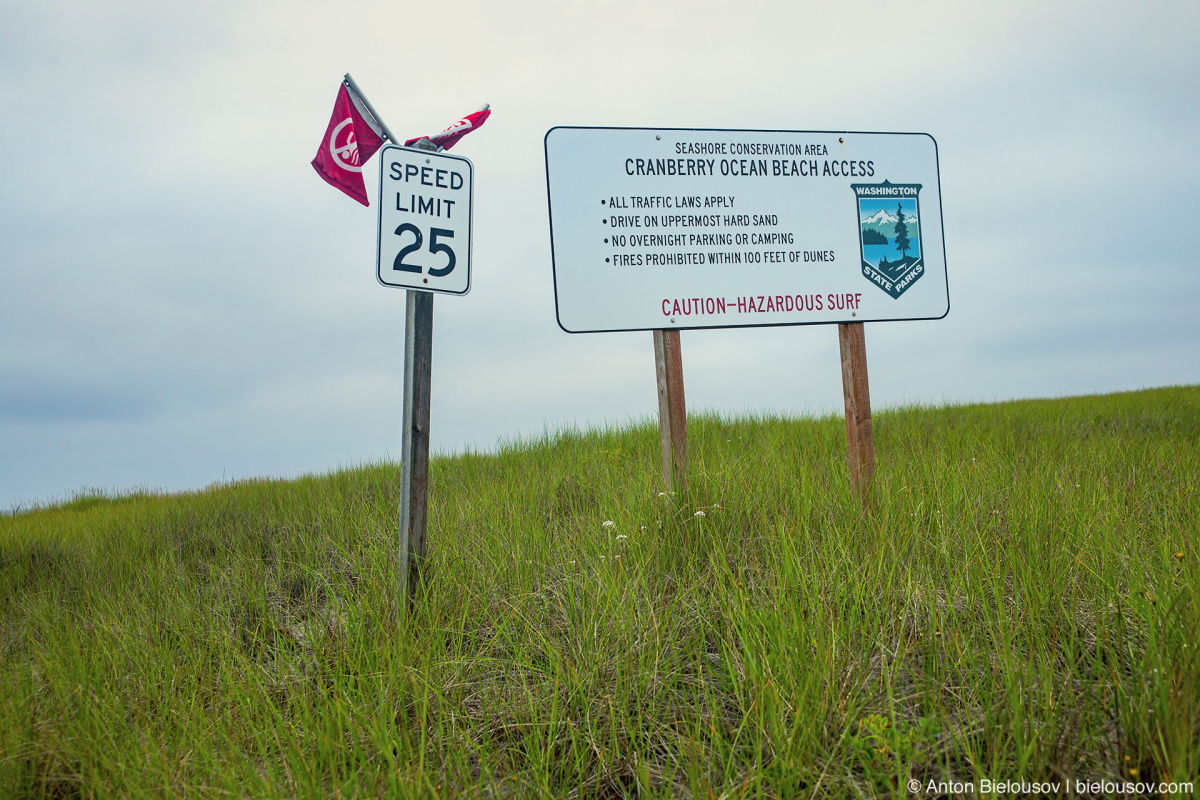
404,105,491,151
312,84,386,206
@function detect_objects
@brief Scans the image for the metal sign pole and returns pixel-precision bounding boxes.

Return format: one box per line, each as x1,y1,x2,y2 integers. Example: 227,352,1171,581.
343,73,397,142
398,289,434,606
395,134,453,609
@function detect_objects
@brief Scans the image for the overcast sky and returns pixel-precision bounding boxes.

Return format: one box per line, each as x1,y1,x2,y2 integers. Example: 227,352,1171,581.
2,0,1197,510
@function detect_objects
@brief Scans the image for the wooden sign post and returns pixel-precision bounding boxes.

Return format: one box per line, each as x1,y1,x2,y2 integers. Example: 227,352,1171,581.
653,329,688,493
837,322,874,506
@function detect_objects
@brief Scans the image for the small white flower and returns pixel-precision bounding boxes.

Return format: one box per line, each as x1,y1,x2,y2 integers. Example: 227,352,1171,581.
599,555,605,560
640,525,647,531
569,560,576,564
694,511,706,518
713,504,721,509
616,534,628,541
657,492,668,499
602,520,615,529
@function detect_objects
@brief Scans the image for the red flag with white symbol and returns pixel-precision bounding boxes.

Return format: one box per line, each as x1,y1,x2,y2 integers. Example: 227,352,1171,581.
404,105,491,151
312,83,386,206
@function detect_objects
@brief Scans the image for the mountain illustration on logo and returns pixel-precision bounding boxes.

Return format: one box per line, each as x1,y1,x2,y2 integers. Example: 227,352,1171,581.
859,207,919,239
851,180,925,299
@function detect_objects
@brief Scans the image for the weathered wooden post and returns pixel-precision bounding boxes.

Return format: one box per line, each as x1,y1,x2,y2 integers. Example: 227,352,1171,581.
653,329,688,493
837,321,874,506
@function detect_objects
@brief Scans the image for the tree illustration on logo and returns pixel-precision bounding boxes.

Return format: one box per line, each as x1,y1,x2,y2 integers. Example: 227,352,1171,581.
893,203,911,258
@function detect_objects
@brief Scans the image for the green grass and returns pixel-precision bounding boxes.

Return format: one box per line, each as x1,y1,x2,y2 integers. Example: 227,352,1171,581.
1,386,1198,798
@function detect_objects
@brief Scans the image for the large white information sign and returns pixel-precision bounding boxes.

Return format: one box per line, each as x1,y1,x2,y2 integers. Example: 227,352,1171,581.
377,143,473,295
544,127,947,333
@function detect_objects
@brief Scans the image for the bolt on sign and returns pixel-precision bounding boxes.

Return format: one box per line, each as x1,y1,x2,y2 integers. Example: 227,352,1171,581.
377,143,474,295
544,127,946,333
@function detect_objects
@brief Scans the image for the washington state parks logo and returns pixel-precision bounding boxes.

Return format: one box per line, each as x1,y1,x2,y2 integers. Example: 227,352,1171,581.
852,180,924,299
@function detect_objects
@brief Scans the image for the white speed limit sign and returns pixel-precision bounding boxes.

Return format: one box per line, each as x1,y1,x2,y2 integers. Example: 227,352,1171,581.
376,144,473,295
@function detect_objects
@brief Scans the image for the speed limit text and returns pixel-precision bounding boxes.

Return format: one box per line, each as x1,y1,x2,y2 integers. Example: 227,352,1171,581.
388,160,466,218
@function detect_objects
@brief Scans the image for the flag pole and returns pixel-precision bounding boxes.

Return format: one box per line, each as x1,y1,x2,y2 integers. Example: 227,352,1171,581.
343,73,397,143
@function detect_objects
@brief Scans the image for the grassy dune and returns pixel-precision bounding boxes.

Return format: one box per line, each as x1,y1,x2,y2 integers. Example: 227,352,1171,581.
1,387,1198,798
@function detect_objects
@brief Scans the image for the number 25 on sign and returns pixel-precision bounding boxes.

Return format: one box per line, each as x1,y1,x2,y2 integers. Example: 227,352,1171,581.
376,144,474,295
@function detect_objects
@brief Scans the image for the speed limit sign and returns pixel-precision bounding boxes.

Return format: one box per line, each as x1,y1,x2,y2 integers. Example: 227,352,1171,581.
376,144,473,295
